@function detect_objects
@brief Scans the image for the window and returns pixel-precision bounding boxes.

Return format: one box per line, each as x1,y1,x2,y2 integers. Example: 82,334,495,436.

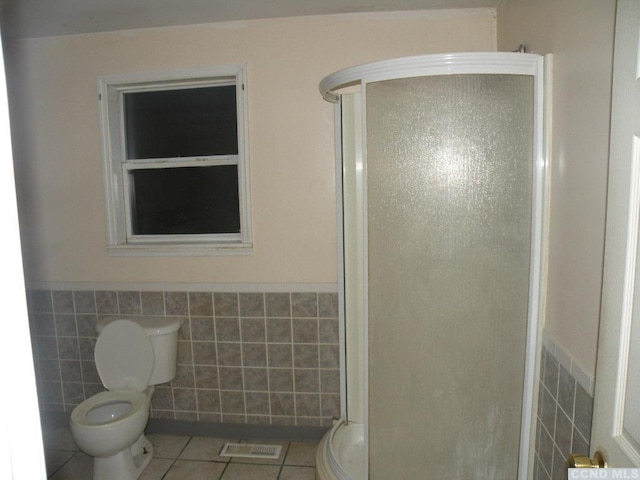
99,65,251,256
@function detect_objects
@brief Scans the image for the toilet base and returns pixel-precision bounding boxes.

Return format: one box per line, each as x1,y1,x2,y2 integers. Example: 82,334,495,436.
93,433,153,480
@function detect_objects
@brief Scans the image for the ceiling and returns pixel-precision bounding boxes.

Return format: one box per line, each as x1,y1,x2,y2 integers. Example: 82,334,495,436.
0,0,504,39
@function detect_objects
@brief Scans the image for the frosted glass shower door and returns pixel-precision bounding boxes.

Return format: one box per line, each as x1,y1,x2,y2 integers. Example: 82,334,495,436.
366,75,534,479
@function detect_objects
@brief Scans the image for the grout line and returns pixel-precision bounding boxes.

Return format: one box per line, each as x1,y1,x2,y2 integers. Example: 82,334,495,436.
72,292,87,408
289,293,298,425
159,435,194,480
213,293,224,424
275,442,292,479
187,294,201,421
538,344,592,475
237,293,248,423
47,451,79,479
50,292,66,412
263,300,274,424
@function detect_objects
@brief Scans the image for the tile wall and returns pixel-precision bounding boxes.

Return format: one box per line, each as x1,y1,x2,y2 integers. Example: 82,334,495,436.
27,288,341,428
534,343,594,480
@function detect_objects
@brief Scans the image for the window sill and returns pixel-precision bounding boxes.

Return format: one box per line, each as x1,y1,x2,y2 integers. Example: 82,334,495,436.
107,242,254,257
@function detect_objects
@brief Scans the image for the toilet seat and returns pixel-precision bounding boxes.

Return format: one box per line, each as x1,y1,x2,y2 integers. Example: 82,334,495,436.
71,390,149,428
95,319,154,392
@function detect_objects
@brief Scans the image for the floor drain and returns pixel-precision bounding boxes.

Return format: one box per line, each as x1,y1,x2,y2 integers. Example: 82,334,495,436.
220,442,282,459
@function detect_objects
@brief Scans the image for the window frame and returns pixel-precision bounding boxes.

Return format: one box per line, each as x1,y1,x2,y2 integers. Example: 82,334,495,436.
98,65,252,256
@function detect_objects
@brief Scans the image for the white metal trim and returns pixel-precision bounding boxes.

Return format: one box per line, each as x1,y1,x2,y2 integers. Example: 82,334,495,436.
320,52,543,103
360,79,369,480
335,98,348,422
123,155,239,168
99,64,246,89
236,64,253,246
517,53,547,480
125,234,244,244
98,79,125,245
116,78,236,94
106,242,252,257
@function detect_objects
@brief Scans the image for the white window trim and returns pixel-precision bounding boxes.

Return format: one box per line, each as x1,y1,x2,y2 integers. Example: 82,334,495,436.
98,65,252,257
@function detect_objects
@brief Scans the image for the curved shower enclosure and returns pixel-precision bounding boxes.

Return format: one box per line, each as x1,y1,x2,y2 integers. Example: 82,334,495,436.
316,53,547,479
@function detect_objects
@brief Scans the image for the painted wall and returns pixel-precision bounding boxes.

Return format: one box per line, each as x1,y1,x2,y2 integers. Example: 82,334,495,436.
4,9,496,287
497,1,616,380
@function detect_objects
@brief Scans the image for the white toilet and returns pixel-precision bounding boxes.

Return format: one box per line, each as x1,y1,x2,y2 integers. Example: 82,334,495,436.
70,317,181,480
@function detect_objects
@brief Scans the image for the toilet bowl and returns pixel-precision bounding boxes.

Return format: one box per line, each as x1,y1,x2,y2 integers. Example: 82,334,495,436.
69,317,181,480
70,390,151,457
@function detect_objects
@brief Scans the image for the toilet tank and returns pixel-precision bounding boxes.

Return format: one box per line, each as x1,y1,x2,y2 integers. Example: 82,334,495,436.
97,316,182,385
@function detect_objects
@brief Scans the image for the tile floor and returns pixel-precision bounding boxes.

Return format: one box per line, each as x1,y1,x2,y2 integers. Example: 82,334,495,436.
42,424,318,480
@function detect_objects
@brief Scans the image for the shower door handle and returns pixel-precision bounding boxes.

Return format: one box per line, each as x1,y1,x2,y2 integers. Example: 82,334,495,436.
567,451,608,468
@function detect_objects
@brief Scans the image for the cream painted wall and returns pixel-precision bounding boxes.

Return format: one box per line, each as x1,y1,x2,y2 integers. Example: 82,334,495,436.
497,1,616,377
4,9,496,286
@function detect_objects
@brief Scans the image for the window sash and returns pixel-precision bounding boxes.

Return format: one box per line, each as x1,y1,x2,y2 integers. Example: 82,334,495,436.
122,157,241,243
98,65,252,254
121,83,238,160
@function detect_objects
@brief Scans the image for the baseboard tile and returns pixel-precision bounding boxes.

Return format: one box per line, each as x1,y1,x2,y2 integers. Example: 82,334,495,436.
146,418,329,441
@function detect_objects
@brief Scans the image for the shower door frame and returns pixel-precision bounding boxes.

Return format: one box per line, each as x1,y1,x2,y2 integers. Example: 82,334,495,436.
323,52,550,479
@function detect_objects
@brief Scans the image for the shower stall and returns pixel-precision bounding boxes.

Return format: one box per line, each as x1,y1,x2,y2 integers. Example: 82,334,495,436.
316,53,548,479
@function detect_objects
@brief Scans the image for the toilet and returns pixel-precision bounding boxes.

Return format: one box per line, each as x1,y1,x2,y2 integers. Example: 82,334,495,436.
70,317,181,480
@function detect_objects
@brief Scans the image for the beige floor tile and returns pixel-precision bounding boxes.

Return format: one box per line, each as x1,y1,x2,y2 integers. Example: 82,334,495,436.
44,426,78,451
40,422,59,440
41,425,320,480
279,465,316,480
49,452,92,480
179,436,237,462
284,441,318,467
220,463,280,480
163,459,226,480
146,433,190,458
44,449,75,476
139,457,174,480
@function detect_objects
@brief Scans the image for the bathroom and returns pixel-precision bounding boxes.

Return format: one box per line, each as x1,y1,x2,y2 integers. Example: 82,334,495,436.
0,0,616,479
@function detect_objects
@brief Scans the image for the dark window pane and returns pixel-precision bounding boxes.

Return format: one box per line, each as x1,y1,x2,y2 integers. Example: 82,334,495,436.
124,85,238,159
130,165,240,235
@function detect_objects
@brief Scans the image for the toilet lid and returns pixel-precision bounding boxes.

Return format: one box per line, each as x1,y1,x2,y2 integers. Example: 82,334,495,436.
94,319,153,392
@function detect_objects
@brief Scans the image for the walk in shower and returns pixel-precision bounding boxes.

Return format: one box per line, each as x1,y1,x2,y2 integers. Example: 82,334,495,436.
316,53,547,479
